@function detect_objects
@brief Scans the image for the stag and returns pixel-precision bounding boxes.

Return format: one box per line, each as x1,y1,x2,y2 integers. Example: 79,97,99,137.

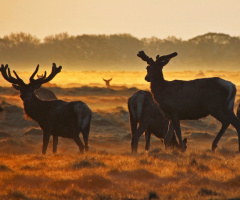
128,90,187,153
0,63,92,154
102,78,112,88
137,51,240,152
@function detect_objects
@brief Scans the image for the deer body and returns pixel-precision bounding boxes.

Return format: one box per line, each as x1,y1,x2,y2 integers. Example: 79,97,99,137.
152,78,235,120
24,95,90,138
138,51,240,152
0,63,92,154
128,90,186,152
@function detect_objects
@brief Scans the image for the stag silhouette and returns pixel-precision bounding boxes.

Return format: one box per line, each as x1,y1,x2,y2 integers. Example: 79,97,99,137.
102,78,112,88
0,63,92,154
138,51,240,152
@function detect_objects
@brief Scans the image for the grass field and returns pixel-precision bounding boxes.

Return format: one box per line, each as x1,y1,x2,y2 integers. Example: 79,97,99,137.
0,70,240,199
0,149,240,200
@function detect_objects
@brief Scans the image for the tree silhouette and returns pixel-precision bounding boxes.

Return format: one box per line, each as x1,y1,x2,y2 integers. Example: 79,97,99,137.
0,32,240,71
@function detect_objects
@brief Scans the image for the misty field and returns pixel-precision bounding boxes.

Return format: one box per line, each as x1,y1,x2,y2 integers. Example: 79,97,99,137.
0,70,240,199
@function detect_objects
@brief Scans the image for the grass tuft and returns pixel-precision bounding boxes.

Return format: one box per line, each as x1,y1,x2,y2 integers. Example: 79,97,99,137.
148,191,159,200
198,188,219,196
71,157,106,169
0,164,12,171
20,165,39,171
96,193,113,200
189,158,198,167
107,168,120,176
7,190,29,200
225,175,240,187
139,158,151,165
197,164,210,172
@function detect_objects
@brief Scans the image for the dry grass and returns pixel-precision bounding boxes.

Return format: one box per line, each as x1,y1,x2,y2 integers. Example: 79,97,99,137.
0,150,239,200
0,70,240,199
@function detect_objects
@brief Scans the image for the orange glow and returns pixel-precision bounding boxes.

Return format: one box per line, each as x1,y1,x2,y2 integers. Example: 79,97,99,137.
1,70,239,88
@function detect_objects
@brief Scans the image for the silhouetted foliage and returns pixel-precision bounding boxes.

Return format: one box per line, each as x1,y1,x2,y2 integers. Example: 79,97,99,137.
0,32,240,70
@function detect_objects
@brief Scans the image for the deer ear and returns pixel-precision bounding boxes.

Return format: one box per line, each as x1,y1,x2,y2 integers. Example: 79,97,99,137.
12,84,21,90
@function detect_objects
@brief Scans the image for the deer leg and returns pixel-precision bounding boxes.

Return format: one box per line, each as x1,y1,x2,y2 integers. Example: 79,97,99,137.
131,123,147,153
145,130,151,151
129,114,137,136
222,109,240,152
171,115,185,152
73,135,85,153
211,111,230,152
52,135,58,154
212,123,229,152
170,131,179,148
82,123,90,152
42,132,50,155
164,121,175,148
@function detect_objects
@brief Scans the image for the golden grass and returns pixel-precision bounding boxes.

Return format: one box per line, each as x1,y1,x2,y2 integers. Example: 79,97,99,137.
0,150,239,200
0,70,240,199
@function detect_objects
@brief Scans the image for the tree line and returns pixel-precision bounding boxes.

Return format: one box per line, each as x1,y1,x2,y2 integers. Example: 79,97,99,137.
0,32,240,71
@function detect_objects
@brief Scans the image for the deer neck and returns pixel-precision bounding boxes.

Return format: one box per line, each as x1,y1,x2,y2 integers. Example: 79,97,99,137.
23,93,48,122
150,71,167,93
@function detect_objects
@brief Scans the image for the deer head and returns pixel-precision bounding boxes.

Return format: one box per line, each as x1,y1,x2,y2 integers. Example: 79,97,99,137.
137,51,178,82
0,63,62,102
102,78,112,88
37,74,44,79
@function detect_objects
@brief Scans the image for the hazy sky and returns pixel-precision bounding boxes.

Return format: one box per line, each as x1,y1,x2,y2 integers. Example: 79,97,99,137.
1,0,240,40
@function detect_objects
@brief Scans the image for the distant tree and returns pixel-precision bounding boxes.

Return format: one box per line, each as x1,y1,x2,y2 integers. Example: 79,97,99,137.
0,32,240,70
3,32,40,47
43,32,70,43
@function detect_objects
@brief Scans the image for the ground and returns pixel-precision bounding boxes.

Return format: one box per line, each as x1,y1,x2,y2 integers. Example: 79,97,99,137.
0,70,239,199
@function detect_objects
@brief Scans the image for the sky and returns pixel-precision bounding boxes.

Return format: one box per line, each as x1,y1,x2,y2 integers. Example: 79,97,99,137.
0,0,240,40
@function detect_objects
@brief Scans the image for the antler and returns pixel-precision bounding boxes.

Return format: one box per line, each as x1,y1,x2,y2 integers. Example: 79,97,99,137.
137,51,154,64
30,65,46,82
137,51,177,66
155,52,178,66
156,52,178,63
0,64,26,86
29,63,62,86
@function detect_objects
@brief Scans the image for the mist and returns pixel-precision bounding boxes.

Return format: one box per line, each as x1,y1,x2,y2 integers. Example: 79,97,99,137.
1,32,240,71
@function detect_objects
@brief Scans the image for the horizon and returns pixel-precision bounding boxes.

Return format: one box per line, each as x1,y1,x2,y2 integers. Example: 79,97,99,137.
1,31,238,42
1,70,240,88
